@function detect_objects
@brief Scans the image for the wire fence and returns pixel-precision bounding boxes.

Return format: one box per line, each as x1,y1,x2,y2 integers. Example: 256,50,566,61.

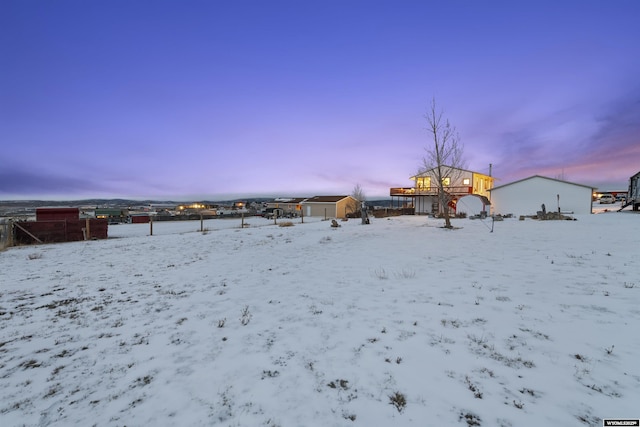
0,215,331,247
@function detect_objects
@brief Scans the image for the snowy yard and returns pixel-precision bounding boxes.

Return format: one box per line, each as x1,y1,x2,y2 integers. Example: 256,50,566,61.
1,212,639,426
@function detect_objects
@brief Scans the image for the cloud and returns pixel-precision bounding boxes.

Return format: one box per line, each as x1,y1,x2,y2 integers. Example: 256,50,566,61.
583,92,640,161
0,166,106,196
486,91,640,187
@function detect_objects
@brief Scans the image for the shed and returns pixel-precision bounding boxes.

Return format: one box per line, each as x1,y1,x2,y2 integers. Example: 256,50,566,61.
300,195,359,219
489,175,594,216
36,207,79,221
130,214,151,223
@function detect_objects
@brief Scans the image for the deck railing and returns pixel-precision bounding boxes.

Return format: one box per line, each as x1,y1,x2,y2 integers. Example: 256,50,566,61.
390,186,473,196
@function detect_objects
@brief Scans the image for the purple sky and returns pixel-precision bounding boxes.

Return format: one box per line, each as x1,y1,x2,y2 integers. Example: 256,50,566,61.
2,1,639,200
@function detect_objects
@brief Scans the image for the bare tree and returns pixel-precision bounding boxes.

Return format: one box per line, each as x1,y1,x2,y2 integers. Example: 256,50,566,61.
351,183,365,203
348,183,366,217
420,99,465,228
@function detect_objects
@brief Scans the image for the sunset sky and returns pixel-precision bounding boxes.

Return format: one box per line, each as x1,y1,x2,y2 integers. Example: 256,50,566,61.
2,0,639,200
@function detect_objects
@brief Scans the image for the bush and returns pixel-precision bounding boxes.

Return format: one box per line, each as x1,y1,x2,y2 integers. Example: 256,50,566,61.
389,391,406,412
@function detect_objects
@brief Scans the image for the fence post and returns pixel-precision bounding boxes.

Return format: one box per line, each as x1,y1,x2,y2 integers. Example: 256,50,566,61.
150,216,153,236
0,221,6,249
200,213,203,232
86,218,91,240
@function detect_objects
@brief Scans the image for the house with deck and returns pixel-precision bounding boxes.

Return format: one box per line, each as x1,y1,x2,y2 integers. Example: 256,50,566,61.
390,166,494,215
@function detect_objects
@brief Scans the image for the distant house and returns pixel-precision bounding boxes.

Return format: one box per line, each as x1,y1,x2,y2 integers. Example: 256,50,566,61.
264,198,307,217
489,175,594,216
390,166,494,215
95,208,129,223
300,196,359,219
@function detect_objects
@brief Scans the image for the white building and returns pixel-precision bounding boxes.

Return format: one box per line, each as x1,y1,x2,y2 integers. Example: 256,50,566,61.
489,175,594,216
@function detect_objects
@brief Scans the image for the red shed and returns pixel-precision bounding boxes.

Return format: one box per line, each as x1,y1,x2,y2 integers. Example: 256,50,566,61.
131,214,150,223
36,207,80,221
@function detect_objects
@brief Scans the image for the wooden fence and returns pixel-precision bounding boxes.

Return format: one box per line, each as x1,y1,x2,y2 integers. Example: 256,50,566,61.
13,219,108,245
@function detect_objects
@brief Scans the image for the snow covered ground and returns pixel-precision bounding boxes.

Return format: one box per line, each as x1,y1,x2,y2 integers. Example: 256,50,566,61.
1,210,639,426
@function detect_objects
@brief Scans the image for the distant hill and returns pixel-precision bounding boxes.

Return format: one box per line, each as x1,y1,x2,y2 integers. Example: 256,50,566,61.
0,198,266,208
1,197,392,208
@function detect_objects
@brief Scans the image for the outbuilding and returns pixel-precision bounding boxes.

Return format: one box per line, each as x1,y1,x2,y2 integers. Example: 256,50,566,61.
300,195,359,219
36,207,80,221
489,175,594,216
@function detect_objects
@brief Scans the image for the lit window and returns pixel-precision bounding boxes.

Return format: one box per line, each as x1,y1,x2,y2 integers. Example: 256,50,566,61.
463,178,470,185
442,177,450,186
417,177,430,189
